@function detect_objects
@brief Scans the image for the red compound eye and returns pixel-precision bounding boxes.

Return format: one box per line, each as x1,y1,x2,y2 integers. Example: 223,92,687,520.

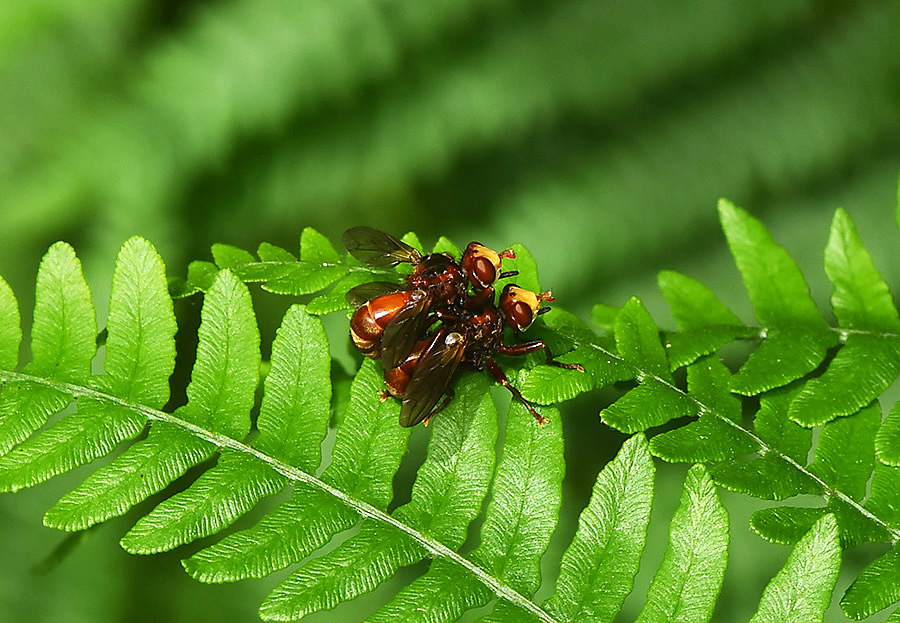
511,301,535,331
473,256,496,288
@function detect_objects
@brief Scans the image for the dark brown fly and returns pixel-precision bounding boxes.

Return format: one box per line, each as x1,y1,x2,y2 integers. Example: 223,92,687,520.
344,226,582,428
344,226,516,368
387,284,584,427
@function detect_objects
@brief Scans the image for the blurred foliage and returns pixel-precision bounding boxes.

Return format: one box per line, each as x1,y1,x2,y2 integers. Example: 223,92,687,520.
1,1,899,622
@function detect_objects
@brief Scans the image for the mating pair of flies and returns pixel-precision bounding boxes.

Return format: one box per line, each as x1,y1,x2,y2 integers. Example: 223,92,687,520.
343,226,583,428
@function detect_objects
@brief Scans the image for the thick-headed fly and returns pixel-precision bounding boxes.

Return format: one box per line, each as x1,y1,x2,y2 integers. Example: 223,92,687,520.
385,284,584,428
344,226,516,368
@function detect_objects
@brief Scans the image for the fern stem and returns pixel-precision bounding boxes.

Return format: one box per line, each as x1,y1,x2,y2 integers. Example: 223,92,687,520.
572,335,900,544
0,369,560,623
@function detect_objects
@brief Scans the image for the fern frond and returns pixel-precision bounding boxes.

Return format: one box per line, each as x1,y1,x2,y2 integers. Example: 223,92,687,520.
516,199,900,618
0,221,881,621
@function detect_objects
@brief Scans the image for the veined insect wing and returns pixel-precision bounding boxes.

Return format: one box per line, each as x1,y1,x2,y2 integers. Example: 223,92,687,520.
343,226,422,267
399,331,466,427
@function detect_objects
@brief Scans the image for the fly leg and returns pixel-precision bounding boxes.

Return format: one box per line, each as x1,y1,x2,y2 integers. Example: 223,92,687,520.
497,340,585,372
416,387,454,427
485,358,549,427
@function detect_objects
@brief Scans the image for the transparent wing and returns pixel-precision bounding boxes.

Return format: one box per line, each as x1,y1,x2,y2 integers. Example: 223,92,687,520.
345,281,405,308
399,331,466,427
382,294,432,369
343,226,422,267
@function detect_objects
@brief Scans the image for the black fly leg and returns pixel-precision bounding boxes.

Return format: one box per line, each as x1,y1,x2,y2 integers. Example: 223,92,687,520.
497,340,585,372
485,358,549,427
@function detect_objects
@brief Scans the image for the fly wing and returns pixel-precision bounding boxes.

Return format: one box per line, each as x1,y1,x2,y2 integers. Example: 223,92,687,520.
399,331,466,427
343,226,422,267
345,281,405,308
381,294,431,369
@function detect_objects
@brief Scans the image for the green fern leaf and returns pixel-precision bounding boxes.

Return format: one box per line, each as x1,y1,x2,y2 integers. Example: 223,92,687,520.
258,373,497,621
790,209,900,427
868,461,900,527
472,400,563,597
824,208,900,331
300,226,341,263
206,231,352,296
173,260,219,297
0,275,20,370
256,241,297,263
0,243,94,457
613,297,669,377
752,500,888,550
718,200,836,395
749,507,827,546
27,242,98,383
842,546,900,620
613,203,900,615
748,403,886,549
521,307,629,404
876,402,900,466
601,298,694,433
657,270,754,370
808,402,879,502
634,464,728,623
5,217,900,621
710,387,819,501
43,267,258,531
649,355,755,463
307,271,374,315
211,242,256,270
260,227,351,295
259,525,427,621
748,514,840,623
432,235,461,260
251,305,331,469
185,486,350,584
0,237,173,492
367,387,564,622
742,405,884,548
365,392,564,622
729,327,839,397
544,434,654,622
121,303,326,553
718,199,827,329
182,357,408,583
100,237,178,405
121,451,284,555
753,387,812,462
590,302,618,333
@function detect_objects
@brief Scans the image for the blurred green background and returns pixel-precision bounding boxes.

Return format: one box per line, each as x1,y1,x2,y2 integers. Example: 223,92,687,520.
1,1,899,621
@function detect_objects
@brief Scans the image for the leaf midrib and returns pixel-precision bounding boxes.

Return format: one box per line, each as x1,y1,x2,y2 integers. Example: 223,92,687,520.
570,330,900,543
